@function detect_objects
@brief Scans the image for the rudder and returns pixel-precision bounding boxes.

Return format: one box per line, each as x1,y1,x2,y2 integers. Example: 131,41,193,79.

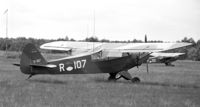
20,43,47,74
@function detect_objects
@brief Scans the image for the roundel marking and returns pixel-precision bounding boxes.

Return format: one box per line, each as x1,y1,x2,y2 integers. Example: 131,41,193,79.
66,66,73,71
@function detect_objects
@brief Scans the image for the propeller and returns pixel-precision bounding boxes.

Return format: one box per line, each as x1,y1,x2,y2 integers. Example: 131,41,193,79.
136,52,140,68
146,59,149,74
136,52,150,73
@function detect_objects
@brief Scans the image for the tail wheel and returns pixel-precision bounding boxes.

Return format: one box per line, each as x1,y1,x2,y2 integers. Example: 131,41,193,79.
131,77,140,83
108,73,118,81
165,62,169,66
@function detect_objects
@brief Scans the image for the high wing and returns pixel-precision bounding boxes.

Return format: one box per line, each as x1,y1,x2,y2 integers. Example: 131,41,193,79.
40,41,191,57
115,43,191,52
40,41,104,51
48,45,103,62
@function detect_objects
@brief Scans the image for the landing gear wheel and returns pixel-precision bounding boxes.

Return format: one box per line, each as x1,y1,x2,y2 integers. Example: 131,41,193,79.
108,73,117,81
131,77,140,83
108,76,117,81
165,62,175,67
165,62,169,66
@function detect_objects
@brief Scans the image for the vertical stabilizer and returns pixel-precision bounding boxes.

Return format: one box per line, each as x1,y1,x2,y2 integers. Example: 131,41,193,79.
20,43,47,74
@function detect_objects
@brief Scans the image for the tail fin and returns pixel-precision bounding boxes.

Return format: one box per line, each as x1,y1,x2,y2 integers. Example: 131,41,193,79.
20,43,47,74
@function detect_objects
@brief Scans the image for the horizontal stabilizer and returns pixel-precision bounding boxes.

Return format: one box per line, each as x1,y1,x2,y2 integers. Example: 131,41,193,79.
13,62,57,69
30,64,57,68
13,63,20,66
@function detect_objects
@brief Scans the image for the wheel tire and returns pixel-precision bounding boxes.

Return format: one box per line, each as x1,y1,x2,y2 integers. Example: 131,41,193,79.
108,76,117,81
131,77,140,83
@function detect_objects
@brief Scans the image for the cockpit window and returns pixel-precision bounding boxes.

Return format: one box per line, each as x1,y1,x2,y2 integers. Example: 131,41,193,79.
91,51,102,60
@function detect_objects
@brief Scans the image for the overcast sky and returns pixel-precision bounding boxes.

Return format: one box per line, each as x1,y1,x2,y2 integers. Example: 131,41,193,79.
0,0,200,42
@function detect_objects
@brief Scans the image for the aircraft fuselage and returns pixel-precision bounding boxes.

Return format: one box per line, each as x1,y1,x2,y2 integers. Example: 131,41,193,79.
31,54,143,75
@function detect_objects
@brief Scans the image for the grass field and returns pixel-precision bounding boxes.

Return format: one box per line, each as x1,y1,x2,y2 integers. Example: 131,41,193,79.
0,55,200,107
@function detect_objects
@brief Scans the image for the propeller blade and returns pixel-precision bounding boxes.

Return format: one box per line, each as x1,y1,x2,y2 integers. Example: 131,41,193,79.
136,52,140,68
146,60,149,74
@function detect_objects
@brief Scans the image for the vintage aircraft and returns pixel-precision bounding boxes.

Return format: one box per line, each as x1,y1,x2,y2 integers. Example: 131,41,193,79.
148,52,185,66
14,41,191,83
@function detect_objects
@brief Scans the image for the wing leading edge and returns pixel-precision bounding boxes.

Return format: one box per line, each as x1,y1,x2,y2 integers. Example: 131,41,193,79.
40,41,191,57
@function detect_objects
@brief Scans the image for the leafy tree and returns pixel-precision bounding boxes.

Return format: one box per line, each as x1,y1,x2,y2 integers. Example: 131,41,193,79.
85,37,99,42
100,39,110,42
181,37,195,44
70,38,75,41
65,36,69,41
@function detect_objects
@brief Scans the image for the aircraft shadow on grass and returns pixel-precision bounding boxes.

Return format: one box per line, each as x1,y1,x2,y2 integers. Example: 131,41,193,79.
28,79,67,85
92,78,200,89
26,76,200,89
139,81,200,89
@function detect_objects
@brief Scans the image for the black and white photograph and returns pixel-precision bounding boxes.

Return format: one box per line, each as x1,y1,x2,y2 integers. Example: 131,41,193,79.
0,0,199,106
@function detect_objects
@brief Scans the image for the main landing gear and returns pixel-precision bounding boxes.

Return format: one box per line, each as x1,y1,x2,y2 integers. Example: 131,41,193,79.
108,73,121,81
165,62,175,66
108,71,140,83
131,77,140,83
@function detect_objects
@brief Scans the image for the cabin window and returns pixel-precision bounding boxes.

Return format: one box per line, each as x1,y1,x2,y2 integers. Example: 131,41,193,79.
91,51,103,60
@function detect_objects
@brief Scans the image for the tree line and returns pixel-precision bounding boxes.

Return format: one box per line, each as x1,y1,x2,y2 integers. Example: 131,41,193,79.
0,36,199,61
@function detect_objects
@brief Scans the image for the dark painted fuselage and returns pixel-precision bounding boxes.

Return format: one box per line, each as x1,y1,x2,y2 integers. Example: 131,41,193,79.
31,54,143,75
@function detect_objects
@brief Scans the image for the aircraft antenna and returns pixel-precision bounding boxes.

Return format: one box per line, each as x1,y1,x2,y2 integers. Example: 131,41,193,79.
3,9,8,57
93,10,95,37
87,24,89,37
92,10,95,52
